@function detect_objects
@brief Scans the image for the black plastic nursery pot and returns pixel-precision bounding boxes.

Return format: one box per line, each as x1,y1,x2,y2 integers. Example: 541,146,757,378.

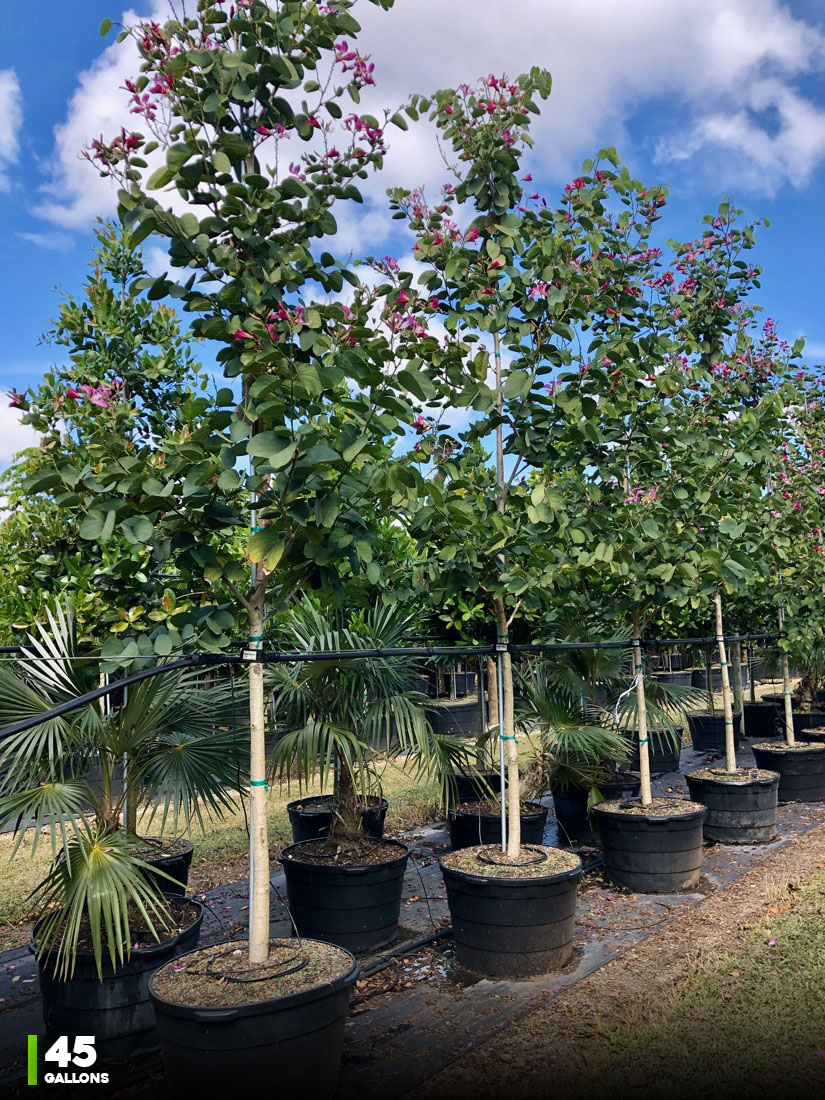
685,769,779,844
448,800,548,851
652,670,693,686
552,775,641,846
690,666,748,692
799,725,825,745
592,800,706,893
627,728,682,774
286,794,388,843
452,769,504,805
426,698,481,739
751,741,825,803
142,838,194,897
440,847,582,978
32,897,203,1048
149,939,358,1097
279,838,408,951
743,701,778,740
687,711,741,753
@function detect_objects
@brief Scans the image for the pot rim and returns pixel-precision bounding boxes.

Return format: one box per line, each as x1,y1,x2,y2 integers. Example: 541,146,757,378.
685,768,780,787
148,939,358,1018
752,740,825,754
439,847,581,887
591,800,706,824
448,800,547,821
278,836,408,872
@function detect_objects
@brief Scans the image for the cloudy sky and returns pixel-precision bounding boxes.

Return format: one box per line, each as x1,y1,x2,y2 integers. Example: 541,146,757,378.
2,0,825,462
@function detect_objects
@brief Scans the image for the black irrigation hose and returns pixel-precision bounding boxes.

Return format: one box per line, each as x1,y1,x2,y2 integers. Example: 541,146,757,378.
0,631,780,743
360,927,453,979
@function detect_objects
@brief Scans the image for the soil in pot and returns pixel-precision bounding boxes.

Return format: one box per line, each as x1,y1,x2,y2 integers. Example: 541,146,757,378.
133,836,194,897
279,837,408,952
743,701,778,740
448,799,548,850
440,845,581,978
751,740,825,803
592,797,706,893
551,774,641,846
685,767,779,844
687,711,742,753
33,896,202,1049
286,794,388,843
799,725,825,745
150,937,356,1097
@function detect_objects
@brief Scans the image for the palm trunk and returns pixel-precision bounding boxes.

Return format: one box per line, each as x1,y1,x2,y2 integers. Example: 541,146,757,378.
778,604,795,747
714,591,737,773
248,593,270,965
633,610,652,807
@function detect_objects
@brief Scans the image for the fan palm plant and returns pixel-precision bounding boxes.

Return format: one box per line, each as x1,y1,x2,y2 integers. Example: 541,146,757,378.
269,598,469,842
518,630,702,804
0,604,247,977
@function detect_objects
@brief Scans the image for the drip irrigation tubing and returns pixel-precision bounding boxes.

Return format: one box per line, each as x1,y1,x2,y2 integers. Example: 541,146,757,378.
0,631,779,742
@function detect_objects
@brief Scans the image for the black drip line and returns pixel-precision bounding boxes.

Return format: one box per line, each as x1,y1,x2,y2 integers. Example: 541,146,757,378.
0,631,779,742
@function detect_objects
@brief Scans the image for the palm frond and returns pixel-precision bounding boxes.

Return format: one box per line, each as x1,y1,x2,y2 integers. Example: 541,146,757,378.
31,827,176,980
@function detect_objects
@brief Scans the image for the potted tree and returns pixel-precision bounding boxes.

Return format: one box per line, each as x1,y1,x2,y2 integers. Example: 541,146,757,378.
750,362,825,801
68,2,424,1093
568,206,770,888
0,605,244,1043
388,69,599,977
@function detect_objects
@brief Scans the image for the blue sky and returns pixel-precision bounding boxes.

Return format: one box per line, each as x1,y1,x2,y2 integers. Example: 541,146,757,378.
2,0,825,463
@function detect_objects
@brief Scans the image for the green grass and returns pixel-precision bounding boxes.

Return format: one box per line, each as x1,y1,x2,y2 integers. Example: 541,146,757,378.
590,872,825,1097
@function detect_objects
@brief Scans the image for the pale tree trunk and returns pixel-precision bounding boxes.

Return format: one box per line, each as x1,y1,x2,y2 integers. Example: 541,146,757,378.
491,328,521,858
494,597,521,857
633,610,652,807
730,639,744,721
778,604,795,747
714,590,737,774
247,592,270,965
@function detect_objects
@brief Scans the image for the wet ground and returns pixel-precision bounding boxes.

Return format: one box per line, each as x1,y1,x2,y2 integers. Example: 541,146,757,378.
2,739,824,1098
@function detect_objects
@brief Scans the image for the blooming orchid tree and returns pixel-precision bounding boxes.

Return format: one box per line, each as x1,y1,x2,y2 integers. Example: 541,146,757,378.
46,0,422,967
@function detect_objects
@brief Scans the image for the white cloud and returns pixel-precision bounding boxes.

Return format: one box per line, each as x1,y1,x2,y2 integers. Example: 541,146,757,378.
17,230,74,252
0,405,40,464
34,0,825,241
0,69,23,192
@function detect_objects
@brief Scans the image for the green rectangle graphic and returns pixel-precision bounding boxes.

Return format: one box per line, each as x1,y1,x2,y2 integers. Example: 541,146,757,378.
27,1035,37,1086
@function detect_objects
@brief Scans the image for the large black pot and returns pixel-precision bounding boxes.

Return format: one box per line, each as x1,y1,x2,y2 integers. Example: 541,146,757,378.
426,699,481,738
687,711,741,753
627,728,682,774
448,800,547,851
653,670,693,687
452,769,504,805
799,726,825,745
150,940,357,1097
32,897,203,1048
690,666,748,692
279,839,408,952
142,839,194,897
440,851,581,978
286,795,388,843
552,776,641,846
751,742,825,803
685,770,779,844
743,701,778,740
592,801,705,893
